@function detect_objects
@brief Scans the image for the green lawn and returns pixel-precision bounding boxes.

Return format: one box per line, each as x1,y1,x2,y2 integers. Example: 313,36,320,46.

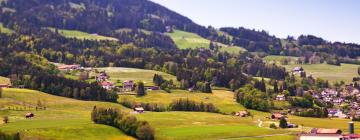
283,63,359,83
0,88,134,140
47,28,118,41
0,22,14,34
166,30,246,54
94,67,179,86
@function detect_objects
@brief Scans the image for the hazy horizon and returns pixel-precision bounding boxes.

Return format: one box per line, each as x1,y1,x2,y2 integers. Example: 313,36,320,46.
151,0,360,44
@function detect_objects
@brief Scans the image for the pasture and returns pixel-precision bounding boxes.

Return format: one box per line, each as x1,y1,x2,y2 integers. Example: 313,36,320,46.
47,28,118,41
166,30,246,53
0,88,134,140
283,63,359,83
136,112,294,140
119,89,248,114
263,55,359,83
94,67,179,86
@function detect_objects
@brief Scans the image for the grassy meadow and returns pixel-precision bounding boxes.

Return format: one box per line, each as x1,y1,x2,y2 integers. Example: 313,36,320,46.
264,55,359,83
0,88,134,140
47,28,118,41
94,67,179,86
0,76,10,85
166,30,246,54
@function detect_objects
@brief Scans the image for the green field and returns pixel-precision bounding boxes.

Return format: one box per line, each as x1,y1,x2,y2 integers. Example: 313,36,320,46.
0,22,13,34
47,28,118,41
119,89,248,114
283,63,359,83
136,112,293,140
263,55,359,83
94,67,179,86
263,55,299,65
0,88,134,140
0,76,10,85
166,30,246,53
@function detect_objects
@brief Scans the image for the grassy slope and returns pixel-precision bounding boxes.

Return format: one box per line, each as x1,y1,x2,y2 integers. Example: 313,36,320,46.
94,67,179,86
47,28,118,41
0,76,10,85
0,22,13,34
119,89,247,114
166,30,246,54
264,55,359,83
0,88,134,140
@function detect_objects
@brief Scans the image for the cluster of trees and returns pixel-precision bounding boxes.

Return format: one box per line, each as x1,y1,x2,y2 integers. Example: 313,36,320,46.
119,99,167,112
242,62,287,80
153,74,175,93
294,108,328,118
135,81,146,97
0,131,20,140
235,85,272,112
169,98,219,113
91,106,155,140
12,73,118,102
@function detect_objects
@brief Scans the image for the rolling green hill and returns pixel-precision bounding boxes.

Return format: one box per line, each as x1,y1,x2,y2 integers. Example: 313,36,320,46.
93,67,179,86
47,28,118,41
0,88,134,140
166,30,246,54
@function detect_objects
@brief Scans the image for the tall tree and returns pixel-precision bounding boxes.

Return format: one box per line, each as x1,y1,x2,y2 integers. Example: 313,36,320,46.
273,80,279,93
279,117,288,128
136,81,146,96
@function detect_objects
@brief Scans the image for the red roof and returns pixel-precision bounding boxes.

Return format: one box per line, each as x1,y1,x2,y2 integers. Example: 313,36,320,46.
100,81,114,86
316,128,342,134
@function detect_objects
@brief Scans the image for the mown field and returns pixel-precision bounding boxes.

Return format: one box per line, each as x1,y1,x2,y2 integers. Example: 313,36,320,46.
47,28,118,41
263,55,359,83
0,88,134,140
0,22,13,34
94,67,179,86
166,30,246,54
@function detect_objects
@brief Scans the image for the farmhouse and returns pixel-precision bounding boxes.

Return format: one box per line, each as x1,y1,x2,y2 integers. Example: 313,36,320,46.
58,64,80,70
134,107,144,113
96,72,109,82
235,110,249,117
271,113,286,120
100,81,115,90
123,80,134,91
276,94,286,101
0,84,10,88
292,67,303,73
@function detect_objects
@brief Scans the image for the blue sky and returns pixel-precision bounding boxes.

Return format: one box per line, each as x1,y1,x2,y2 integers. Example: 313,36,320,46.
151,0,360,44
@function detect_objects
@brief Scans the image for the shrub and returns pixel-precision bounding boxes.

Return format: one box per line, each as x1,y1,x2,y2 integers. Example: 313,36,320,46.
136,122,155,140
279,118,288,128
269,123,277,129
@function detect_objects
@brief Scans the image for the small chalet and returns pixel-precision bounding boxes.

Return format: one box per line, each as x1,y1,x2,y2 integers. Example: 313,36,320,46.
271,113,286,120
123,80,134,91
58,64,80,70
100,81,115,90
292,67,303,73
96,72,109,82
134,107,144,113
25,112,35,118
235,110,249,117
311,128,342,134
276,94,286,101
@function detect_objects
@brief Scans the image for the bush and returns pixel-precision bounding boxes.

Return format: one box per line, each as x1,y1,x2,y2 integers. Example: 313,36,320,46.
269,123,277,129
136,122,155,140
279,118,288,128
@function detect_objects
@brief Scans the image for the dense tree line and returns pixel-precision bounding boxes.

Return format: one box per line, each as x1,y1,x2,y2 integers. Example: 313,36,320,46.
91,106,155,140
235,85,272,112
169,98,219,113
0,131,20,140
